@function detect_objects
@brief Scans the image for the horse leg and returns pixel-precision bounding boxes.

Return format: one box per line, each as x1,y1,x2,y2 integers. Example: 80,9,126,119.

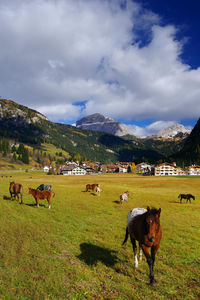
130,236,138,267
48,197,51,209
35,197,39,208
16,193,19,203
20,193,23,204
141,244,154,285
150,244,160,285
139,244,143,261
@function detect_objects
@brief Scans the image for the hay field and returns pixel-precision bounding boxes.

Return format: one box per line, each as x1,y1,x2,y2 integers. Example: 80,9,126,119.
0,171,199,299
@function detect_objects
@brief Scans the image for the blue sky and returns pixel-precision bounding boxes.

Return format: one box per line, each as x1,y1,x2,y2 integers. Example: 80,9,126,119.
0,0,200,136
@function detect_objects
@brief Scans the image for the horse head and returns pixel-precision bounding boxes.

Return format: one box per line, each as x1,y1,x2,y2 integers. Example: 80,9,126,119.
146,207,161,243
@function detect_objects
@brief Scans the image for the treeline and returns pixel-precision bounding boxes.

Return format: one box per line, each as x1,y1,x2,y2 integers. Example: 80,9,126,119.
0,138,72,167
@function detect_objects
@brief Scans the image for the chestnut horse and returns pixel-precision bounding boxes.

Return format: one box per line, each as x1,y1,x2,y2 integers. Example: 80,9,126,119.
28,188,55,209
85,184,99,192
9,182,23,204
178,194,195,203
122,207,162,285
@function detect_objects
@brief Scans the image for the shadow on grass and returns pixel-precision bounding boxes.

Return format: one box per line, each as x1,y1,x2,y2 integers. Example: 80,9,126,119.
113,200,120,204
3,195,11,200
77,243,118,267
26,203,46,208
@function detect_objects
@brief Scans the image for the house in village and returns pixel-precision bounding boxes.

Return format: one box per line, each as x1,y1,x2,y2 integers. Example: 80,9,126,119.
136,162,153,175
59,166,86,175
154,162,185,176
185,165,200,175
43,166,50,172
117,162,131,173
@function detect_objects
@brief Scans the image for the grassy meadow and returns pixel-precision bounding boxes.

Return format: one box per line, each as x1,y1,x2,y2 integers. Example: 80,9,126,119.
0,171,199,299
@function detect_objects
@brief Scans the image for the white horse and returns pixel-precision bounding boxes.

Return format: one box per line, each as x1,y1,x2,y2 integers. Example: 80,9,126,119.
96,185,101,196
120,191,129,204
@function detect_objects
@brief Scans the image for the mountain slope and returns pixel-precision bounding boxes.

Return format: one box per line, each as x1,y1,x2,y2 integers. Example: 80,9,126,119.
0,99,166,163
172,118,200,164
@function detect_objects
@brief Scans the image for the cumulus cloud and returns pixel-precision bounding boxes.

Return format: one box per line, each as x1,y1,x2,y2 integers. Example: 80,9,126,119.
127,121,176,137
0,0,200,129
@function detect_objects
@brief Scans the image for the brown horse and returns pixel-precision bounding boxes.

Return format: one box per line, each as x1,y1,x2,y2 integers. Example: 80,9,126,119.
178,194,195,203
122,207,162,285
28,188,55,209
85,184,99,192
9,182,23,204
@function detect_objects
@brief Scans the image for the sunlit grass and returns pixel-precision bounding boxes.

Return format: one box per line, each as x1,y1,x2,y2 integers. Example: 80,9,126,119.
0,172,199,298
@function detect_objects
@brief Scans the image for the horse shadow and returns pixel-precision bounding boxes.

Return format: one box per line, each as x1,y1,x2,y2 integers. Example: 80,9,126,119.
26,203,46,208
113,200,120,204
91,192,97,196
77,243,118,268
3,195,11,200
169,200,180,204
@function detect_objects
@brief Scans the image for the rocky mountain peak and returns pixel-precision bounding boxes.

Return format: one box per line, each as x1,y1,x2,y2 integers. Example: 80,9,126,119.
0,99,48,124
76,113,133,136
156,123,191,139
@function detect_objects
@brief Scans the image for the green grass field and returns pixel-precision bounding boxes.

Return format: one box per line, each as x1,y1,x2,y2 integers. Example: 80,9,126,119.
0,172,199,299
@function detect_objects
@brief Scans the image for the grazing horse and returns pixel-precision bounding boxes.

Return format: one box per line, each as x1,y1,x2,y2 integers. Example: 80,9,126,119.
9,182,23,204
178,194,195,203
120,191,129,204
37,184,52,191
86,184,99,192
28,188,55,209
122,207,162,285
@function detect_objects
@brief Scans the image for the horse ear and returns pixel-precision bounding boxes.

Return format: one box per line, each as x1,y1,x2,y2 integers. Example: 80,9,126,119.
158,208,161,215
147,206,150,212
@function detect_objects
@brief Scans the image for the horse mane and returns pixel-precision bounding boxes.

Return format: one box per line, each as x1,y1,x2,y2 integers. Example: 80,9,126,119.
146,207,160,216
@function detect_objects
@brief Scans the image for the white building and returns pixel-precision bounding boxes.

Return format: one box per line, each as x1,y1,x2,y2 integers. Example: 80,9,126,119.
60,166,86,175
136,162,152,174
43,166,50,172
154,162,185,176
185,165,200,175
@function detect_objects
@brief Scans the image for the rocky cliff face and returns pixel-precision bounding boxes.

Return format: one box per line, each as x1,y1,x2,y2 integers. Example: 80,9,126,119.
76,113,133,136
150,123,191,140
0,99,48,125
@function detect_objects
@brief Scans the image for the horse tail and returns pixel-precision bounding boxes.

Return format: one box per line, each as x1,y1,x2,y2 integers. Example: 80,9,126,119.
178,194,181,198
52,191,55,198
122,227,129,245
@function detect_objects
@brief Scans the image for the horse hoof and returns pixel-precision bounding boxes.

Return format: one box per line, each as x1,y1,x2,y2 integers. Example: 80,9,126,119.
150,278,156,285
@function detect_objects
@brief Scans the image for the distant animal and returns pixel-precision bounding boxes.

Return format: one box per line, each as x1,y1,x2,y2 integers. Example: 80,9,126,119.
96,186,101,196
122,207,162,285
86,184,99,192
120,191,129,204
9,182,23,204
28,188,55,209
178,194,195,203
37,184,52,191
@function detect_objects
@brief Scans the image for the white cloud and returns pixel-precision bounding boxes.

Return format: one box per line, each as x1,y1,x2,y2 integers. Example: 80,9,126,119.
127,121,176,137
0,0,200,125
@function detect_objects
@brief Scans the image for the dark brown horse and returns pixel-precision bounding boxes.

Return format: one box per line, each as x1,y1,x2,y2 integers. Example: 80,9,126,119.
178,194,195,203
123,207,162,285
85,184,99,192
28,188,55,209
9,182,23,204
